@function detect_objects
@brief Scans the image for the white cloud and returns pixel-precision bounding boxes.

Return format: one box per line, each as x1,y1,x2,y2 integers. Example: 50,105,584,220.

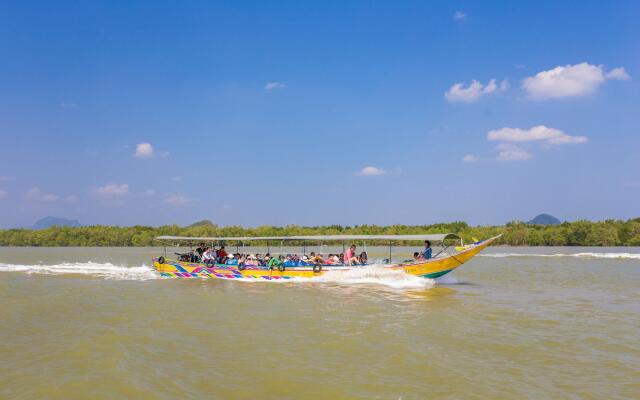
265,82,286,91
605,67,630,80
488,125,587,145
0,175,15,182
24,187,60,202
462,154,479,163
94,184,129,197
355,166,387,176
522,63,630,100
445,79,507,103
144,189,156,196
134,142,154,159
24,187,78,203
0,190,7,200
453,11,467,21
496,144,532,161
163,195,191,206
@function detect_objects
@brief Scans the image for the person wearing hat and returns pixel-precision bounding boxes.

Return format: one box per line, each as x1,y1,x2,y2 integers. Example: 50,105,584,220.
225,253,238,265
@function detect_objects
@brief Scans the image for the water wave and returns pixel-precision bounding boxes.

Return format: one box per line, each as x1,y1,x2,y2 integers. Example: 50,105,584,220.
0,262,446,288
480,252,640,260
292,264,436,289
0,262,159,280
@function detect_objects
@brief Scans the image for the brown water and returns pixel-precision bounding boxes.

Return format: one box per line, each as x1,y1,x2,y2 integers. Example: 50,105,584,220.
1,247,639,399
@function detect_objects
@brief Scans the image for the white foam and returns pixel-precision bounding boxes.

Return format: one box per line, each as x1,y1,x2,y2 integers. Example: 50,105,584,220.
434,272,459,285
291,264,436,289
480,252,640,260
0,262,159,280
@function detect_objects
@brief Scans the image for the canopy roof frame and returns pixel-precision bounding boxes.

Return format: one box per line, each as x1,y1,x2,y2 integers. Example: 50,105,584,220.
155,233,462,244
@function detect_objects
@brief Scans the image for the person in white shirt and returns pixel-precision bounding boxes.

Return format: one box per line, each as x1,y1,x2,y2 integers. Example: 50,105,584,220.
202,247,216,265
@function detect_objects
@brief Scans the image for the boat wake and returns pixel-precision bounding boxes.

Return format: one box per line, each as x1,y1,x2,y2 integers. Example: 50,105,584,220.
0,262,454,288
291,264,436,289
480,252,640,260
0,262,159,281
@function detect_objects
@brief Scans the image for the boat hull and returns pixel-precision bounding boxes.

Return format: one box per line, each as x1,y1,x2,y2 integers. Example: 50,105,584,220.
152,235,500,281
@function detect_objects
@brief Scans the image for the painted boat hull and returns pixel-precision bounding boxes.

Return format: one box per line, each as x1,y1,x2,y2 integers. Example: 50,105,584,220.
152,235,500,281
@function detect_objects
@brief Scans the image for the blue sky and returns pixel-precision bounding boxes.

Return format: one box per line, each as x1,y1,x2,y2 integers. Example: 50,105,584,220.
0,1,638,228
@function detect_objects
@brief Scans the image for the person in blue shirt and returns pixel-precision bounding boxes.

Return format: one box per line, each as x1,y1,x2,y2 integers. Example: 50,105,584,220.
422,240,432,260
225,253,238,265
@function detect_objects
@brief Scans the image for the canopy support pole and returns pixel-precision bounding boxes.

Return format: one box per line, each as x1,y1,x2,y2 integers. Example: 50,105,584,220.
303,241,306,255
389,241,392,264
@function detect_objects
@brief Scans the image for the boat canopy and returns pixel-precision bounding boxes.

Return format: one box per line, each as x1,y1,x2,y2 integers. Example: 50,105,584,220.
155,233,462,244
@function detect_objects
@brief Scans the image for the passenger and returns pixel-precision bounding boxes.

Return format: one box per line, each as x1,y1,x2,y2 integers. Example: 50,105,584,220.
225,253,238,265
216,246,228,263
332,254,340,264
344,244,359,266
178,252,192,262
267,255,281,269
413,251,422,261
245,254,258,267
422,240,433,260
359,251,368,265
202,247,216,265
324,254,334,265
195,242,206,258
339,253,344,264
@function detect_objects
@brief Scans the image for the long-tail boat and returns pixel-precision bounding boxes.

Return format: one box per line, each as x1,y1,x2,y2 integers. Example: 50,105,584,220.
152,233,501,281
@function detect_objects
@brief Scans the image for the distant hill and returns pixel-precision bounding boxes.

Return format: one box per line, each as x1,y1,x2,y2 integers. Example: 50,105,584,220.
33,216,81,230
527,213,561,225
187,219,216,228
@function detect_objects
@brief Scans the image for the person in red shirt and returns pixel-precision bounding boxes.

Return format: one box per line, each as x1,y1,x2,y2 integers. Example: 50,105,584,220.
216,246,228,263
